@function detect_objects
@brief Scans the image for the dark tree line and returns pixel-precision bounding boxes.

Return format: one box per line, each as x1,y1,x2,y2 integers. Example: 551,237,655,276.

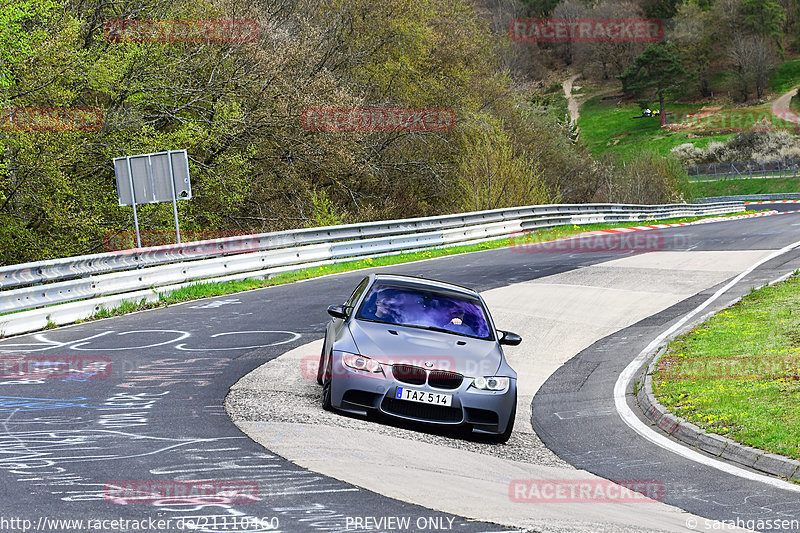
0,0,692,265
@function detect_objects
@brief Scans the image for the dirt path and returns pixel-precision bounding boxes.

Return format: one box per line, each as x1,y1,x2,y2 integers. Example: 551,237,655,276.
562,74,581,124
771,86,799,123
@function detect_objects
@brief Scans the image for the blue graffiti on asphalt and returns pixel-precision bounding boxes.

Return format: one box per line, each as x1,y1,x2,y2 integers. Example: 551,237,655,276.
0,396,139,412
60,371,102,382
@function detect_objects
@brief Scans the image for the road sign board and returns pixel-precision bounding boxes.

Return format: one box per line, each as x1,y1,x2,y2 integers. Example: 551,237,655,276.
113,150,191,206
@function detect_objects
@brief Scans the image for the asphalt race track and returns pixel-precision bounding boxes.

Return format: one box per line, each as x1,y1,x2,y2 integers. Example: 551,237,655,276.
532,202,800,531
0,202,799,532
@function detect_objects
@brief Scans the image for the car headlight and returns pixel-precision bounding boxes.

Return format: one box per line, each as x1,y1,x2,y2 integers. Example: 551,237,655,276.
342,353,383,373
471,376,510,391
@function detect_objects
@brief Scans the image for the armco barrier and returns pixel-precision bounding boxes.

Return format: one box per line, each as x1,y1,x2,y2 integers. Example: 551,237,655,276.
0,204,583,290
0,202,743,337
0,202,740,290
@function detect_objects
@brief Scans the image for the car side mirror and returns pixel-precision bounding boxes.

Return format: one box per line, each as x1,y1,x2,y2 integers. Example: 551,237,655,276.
498,330,522,346
327,305,349,319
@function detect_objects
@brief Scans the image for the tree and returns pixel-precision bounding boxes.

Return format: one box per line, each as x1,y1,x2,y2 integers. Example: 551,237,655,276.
742,0,786,50
641,0,681,20
728,33,777,101
551,0,588,66
455,113,553,212
618,43,686,127
522,0,562,17
671,2,714,97
577,0,645,80
599,151,690,204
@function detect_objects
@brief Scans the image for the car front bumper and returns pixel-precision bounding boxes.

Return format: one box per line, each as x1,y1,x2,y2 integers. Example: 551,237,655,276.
329,355,516,435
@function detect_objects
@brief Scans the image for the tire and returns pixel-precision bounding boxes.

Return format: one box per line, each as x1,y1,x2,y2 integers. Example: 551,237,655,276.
321,356,333,411
489,398,516,444
316,341,326,385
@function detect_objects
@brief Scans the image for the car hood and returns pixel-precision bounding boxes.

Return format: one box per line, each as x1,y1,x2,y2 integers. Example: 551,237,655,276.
347,319,501,377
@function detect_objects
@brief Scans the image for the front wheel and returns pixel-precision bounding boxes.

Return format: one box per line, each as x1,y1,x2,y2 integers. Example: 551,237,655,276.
316,341,326,385
321,356,333,411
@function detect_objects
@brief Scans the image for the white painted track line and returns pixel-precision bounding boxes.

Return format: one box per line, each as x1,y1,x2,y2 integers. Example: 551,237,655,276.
614,239,800,493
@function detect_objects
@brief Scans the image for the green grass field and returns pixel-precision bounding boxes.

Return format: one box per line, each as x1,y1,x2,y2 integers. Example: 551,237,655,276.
578,97,737,159
579,58,800,161
689,177,800,198
653,273,800,460
771,58,800,94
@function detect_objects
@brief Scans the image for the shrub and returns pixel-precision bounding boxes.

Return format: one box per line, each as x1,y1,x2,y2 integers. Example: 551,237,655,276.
670,143,705,164
599,151,691,204
670,132,800,165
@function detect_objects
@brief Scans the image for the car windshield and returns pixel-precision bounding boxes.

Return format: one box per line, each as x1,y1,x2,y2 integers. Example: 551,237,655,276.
356,283,492,340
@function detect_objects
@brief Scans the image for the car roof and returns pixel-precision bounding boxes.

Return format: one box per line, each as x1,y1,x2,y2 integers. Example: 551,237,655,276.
370,273,480,298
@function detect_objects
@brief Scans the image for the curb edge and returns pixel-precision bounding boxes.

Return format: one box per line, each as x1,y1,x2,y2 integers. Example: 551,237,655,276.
637,347,800,482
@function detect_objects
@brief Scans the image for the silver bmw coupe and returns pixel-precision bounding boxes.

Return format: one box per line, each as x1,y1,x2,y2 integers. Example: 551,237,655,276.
317,274,521,443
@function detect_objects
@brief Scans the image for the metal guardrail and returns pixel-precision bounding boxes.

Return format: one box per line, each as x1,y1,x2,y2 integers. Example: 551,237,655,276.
0,202,742,291
0,202,744,337
692,193,800,203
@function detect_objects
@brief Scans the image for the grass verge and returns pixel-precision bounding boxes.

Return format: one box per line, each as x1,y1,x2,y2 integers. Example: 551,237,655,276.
578,56,800,159
771,58,800,94
653,272,800,461
68,212,752,322
578,96,737,159
579,98,800,161
689,177,800,198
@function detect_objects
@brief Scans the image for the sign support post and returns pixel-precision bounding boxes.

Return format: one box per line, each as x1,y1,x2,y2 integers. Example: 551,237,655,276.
125,157,142,248
167,151,182,244
113,149,191,249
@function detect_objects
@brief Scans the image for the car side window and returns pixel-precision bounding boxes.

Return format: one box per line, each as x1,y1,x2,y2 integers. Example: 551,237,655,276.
345,277,370,308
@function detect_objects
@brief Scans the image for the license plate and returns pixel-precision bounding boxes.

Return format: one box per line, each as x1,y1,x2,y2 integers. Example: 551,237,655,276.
395,387,452,406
